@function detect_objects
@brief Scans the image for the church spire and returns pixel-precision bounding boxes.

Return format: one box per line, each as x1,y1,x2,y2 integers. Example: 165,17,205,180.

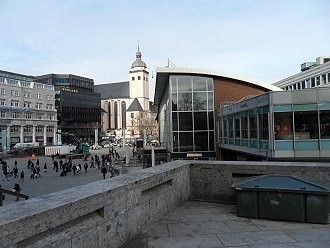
136,41,141,60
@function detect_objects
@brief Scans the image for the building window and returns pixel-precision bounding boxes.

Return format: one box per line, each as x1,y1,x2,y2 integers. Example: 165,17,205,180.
36,126,43,133
24,126,32,133
138,76,141,80
37,113,43,120
249,115,257,138
24,91,32,98
259,113,269,140
46,126,54,132
320,110,330,139
132,77,135,81
11,90,19,96
46,104,53,110
25,112,32,119
274,112,293,140
114,102,118,129
0,111,5,118
234,118,240,138
122,101,126,129
47,114,54,120
12,112,20,118
0,88,5,95
131,113,134,118
36,103,42,109
241,116,248,138
46,95,53,100
24,101,32,108
0,99,5,106
10,126,19,133
294,111,319,139
36,93,43,99
11,100,19,107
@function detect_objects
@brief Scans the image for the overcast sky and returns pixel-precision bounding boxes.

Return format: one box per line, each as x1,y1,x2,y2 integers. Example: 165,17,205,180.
1,0,329,99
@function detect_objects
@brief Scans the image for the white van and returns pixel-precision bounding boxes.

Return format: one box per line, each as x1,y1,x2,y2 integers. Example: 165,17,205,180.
13,142,40,149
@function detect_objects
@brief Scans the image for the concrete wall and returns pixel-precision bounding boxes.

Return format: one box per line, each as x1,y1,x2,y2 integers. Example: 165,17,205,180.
0,161,190,248
1,161,329,248
190,161,330,203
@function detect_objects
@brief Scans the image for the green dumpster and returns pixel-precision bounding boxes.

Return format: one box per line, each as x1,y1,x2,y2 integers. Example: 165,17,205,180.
232,175,330,224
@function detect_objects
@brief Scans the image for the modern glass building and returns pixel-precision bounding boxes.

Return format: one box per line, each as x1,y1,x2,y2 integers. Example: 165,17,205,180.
219,87,330,161
155,68,278,160
34,74,101,144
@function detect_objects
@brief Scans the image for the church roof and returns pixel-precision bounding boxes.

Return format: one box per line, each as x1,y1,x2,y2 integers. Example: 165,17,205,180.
127,98,144,112
94,81,130,100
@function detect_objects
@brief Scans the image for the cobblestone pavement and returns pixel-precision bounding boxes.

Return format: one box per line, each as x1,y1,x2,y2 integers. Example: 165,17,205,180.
0,146,142,206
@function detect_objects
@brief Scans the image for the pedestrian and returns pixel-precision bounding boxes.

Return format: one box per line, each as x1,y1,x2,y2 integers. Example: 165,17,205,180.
13,165,18,178
19,171,24,182
84,163,88,173
12,183,21,201
101,166,107,179
36,158,39,166
72,164,77,175
44,162,47,173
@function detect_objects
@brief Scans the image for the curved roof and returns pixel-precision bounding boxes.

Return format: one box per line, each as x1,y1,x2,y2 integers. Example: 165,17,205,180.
131,59,147,69
154,67,282,105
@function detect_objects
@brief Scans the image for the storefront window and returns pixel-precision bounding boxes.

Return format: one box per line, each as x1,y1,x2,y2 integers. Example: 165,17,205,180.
241,116,248,138
320,110,330,139
294,111,319,139
274,112,293,140
234,118,240,138
259,113,269,140
249,116,257,138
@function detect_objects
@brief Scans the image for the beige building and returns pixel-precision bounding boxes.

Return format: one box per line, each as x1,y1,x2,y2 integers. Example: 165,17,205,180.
0,70,58,149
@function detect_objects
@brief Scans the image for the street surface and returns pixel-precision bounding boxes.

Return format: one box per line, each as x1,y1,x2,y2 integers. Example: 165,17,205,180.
0,146,142,206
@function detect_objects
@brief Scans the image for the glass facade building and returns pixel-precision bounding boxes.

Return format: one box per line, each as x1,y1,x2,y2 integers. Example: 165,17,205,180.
219,88,330,161
159,75,215,159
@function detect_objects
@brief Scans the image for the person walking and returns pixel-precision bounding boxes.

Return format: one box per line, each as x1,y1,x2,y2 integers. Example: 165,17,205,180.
101,166,107,179
12,183,21,201
19,171,24,182
84,163,88,173
44,162,47,173
13,165,18,178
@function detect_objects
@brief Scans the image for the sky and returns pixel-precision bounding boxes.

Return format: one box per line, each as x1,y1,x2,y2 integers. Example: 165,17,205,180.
1,0,329,99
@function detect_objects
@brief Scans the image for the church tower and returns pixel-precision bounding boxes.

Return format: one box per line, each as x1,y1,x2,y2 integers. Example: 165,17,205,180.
129,45,149,111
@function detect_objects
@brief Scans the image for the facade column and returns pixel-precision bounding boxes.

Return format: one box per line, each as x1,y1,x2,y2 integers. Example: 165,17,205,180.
32,125,36,143
53,126,57,145
43,125,48,146
6,125,11,147
20,125,24,143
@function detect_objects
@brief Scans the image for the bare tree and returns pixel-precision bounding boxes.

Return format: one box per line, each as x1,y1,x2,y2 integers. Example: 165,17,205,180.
128,111,158,139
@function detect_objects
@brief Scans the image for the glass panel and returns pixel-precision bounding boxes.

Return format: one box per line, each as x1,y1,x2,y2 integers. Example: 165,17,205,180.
242,116,248,138
208,92,214,110
320,110,330,139
249,116,257,138
223,120,228,138
194,131,208,151
179,112,192,131
177,76,192,92
207,78,213,91
274,112,293,140
275,141,294,150
208,111,214,130
259,113,269,140
193,77,207,91
295,141,319,150
172,93,177,111
178,93,192,111
320,140,330,150
293,104,317,111
294,111,319,139
170,76,177,93
234,118,240,138
193,92,207,110
173,132,179,152
172,112,178,131
194,112,207,130
209,131,214,151
179,132,193,151
273,105,292,112
229,119,234,138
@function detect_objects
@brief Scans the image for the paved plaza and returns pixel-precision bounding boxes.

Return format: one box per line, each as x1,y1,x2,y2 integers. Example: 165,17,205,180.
0,146,141,206
122,201,330,248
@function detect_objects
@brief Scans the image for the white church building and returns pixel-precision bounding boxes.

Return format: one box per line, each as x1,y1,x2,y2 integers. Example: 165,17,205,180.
94,47,154,142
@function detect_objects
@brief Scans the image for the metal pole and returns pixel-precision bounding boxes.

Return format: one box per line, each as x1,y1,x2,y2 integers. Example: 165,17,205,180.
151,146,155,167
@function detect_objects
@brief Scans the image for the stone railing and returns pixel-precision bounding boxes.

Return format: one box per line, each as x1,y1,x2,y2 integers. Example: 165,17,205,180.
0,161,329,247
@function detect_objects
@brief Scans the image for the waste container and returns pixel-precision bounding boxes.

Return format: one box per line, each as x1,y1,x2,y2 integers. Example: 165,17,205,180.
232,175,330,224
